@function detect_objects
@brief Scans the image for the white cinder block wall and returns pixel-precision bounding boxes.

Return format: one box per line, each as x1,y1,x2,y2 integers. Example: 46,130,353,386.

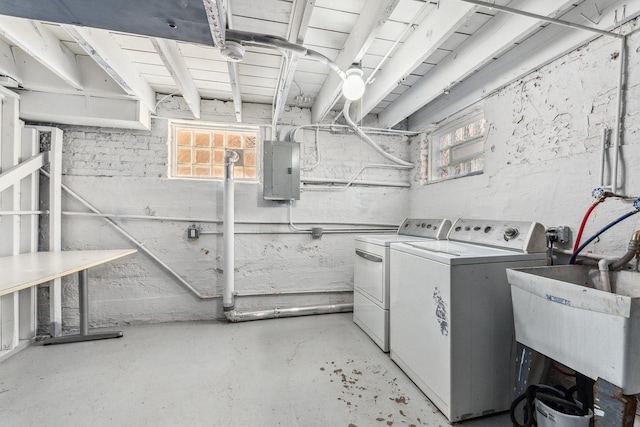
38,100,411,331
409,24,640,259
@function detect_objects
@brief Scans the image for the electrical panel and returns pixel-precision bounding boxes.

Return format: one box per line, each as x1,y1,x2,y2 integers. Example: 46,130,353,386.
263,140,300,200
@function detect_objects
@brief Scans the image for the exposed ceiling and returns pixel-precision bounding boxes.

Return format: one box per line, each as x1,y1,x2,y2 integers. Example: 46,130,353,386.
0,0,636,131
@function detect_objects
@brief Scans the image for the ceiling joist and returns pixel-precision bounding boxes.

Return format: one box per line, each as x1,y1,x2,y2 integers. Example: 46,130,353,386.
272,0,315,126
355,1,477,122
151,38,201,119
311,0,401,124
0,38,21,86
63,25,157,113
379,0,580,128
410,0,640,128
0,16,82,90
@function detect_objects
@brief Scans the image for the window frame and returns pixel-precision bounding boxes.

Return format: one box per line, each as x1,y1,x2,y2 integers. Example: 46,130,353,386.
168,120,262,183
423,111,486,183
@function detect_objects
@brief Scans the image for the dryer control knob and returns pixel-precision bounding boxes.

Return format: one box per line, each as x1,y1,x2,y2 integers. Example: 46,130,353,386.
504,227,519,240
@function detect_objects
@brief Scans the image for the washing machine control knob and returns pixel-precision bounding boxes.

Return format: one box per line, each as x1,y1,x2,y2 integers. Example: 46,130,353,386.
504,227,519,240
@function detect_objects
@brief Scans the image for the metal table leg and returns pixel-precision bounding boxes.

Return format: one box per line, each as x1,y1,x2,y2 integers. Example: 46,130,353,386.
43,269,123,345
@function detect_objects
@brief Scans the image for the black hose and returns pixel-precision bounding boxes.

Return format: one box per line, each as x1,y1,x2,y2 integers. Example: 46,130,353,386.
510,384,586,427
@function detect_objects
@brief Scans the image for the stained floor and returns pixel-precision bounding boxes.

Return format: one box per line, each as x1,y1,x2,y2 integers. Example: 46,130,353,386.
0,313,510,426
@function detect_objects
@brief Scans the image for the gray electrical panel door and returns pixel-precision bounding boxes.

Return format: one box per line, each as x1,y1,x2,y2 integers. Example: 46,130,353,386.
263,140,300,200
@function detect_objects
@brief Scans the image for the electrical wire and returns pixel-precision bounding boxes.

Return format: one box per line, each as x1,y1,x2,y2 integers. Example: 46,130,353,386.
570,210,640,264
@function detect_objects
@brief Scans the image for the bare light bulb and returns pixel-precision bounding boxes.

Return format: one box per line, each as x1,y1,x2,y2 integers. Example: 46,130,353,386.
342,68,365,101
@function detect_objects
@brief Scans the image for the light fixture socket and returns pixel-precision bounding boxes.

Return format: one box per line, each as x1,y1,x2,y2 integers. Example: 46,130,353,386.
342,66,365,101
220,41,245,62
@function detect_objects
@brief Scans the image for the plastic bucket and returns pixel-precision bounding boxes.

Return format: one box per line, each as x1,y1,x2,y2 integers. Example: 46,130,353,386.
535,398,593,427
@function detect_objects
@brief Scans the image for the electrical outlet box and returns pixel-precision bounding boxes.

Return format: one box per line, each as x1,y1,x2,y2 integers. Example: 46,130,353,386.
187,225,199,240
546,226,570,244
263,140,300,200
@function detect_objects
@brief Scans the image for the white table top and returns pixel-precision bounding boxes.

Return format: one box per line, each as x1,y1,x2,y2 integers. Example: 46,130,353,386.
0,249,137,297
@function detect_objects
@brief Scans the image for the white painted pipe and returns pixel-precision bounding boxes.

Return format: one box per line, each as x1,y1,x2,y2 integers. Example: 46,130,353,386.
302,177,410,188
599,127,608,188
343,100,414,168
62,211,398,227
223,151,236,310
224,303,353,323
611,36,627,195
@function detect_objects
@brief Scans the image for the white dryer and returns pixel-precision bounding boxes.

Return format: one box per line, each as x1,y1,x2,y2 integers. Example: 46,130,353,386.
353,218,451,352
389,219,548,422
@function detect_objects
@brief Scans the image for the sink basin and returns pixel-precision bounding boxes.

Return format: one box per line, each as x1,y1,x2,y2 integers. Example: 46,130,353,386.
507,265,640,393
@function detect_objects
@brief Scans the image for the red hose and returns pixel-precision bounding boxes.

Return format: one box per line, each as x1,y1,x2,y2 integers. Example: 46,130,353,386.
572,200,603,262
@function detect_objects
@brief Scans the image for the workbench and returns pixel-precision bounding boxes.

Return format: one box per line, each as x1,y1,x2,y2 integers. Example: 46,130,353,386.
0,249,137,345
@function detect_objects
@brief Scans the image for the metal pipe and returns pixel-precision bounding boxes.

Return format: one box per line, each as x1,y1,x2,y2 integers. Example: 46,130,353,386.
609,229,640,270
599,127,608,187
223,303,353,323
611,35,627,194
458,0,624,39
302,177,410,188
78,270,90,335
40,170,217,299
289,124,420,140
0,211,46,216
223,151,236,310
305,164,411,192
199,229,395,235
61,211,399,228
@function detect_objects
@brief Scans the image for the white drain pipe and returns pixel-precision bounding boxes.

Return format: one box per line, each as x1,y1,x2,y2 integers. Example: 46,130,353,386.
222,151,353,322
223,151,237,312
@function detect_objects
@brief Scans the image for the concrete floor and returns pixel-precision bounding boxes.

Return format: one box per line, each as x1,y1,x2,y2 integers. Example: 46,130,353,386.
0,313,510,426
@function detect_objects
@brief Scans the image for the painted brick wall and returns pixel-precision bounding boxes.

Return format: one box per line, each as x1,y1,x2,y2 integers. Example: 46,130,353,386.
409,21,640,259
38,101,411,331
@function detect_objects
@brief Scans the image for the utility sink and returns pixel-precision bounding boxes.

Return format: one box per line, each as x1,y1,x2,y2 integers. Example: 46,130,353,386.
507,265,640,394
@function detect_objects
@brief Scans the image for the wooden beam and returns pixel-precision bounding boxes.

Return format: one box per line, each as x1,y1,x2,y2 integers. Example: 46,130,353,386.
47,127,63,338
272,0,315,126
151,38,201,119
409,0,639,128
379,0,578,128
12,48,128,96
19,127,38,340
0,16,82,90
63,25,156,113
0,89,21,351
355,1,476,122
0,38,21,86
311,0,401,124
0,152,47,193
19,91,152,130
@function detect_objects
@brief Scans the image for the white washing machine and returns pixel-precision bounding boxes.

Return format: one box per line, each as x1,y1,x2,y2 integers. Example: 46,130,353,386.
353,218,451,352
389,219,548,422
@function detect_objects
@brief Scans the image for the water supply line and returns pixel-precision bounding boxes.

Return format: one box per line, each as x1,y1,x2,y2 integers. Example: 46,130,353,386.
570,200,640,264
223,152,353,322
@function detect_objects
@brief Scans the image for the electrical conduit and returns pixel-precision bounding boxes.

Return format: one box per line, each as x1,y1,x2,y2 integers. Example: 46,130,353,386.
342,100,414,169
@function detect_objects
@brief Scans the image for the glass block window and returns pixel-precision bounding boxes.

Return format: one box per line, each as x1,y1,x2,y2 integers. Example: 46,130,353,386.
423,112,485,182
170,123,259,182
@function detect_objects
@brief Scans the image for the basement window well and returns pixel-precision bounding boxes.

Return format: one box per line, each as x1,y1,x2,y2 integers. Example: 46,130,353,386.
423,112,485,183
169,122,260,181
